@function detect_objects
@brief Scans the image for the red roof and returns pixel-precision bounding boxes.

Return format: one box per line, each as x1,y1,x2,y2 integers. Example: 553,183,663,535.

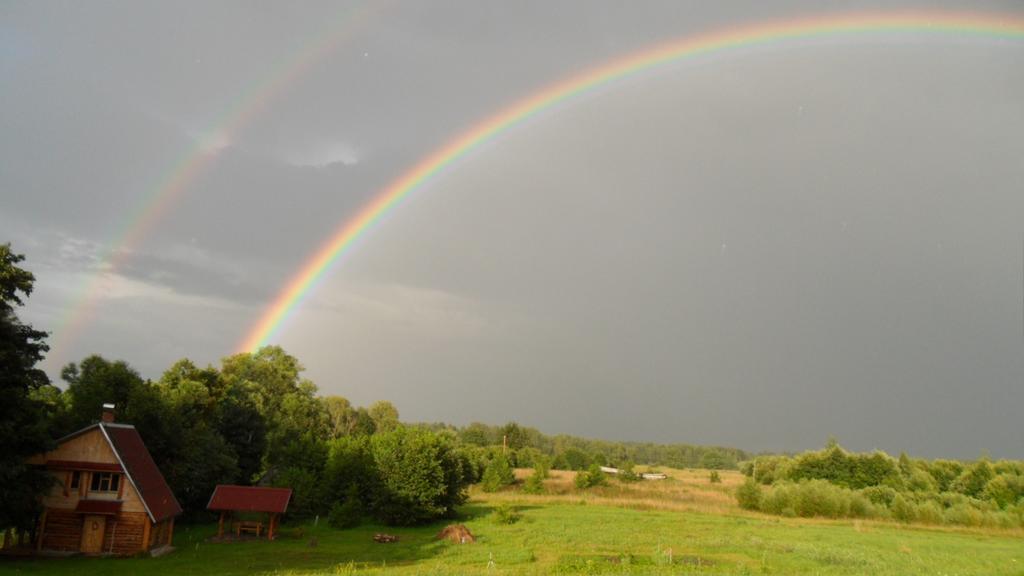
102,424,183,522
75,499,123,515
207,485,292,514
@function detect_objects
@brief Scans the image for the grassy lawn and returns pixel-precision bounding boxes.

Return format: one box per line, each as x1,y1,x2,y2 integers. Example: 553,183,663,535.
3,469,1022,575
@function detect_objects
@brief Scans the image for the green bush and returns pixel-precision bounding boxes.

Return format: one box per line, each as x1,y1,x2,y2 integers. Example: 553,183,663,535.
861,485,897,507
618,461,640,483
575,463,608,489
890,494,916,523
735,478,762,511
522,472,544,494
491,502,521,524
370,426,469,525
709,470,722,484
944,503,983,527
792,480,847,518
481,454,515,493
913,500,944,525
327,488,361,529
761,484,795,515
847,492,875,518
952,460,995,498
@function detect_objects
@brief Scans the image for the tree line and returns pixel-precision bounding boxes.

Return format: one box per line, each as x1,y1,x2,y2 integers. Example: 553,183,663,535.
736,441,1024,528
2,243,754,532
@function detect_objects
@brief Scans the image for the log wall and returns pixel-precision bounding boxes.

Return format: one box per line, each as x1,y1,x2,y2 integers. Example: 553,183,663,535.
40,509,152,555
40,509,82,552
102,512,149,555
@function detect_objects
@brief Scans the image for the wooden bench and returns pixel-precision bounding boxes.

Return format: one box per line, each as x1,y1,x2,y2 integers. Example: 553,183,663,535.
235,521,263,538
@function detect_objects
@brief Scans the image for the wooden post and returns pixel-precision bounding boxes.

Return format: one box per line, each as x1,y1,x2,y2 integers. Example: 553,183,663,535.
142,519,152,550
268,513,276,540
166,517,175,546
36,510,48,551
217,511,225,538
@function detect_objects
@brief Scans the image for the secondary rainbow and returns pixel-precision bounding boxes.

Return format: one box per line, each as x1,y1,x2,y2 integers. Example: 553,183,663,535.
48,1,382,365
239,10,1024,352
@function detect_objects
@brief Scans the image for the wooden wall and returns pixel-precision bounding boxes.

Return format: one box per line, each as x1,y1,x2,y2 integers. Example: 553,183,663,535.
40,510,81,552
102,512,149,555
32,428,147,515
40,510,152,555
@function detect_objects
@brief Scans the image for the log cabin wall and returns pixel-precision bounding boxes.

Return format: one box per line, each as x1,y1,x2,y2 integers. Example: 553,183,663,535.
39,509,82,551
100,512,149,555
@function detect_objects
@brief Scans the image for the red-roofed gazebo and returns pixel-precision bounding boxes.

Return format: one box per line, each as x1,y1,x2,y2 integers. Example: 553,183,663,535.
207,485,292,540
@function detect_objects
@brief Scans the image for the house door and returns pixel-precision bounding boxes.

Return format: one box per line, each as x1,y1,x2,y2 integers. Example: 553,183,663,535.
80,515,106,554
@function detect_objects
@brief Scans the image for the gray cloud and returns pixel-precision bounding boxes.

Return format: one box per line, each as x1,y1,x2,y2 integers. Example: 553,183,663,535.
2,0,1022,458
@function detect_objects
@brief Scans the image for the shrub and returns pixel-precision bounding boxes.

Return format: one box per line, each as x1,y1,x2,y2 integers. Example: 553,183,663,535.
792,480,846,518
847,492,875,518
327,491,361,529
709,470,722,484
736,478,762,511
557,448,592,471
618,461,640,483
370,426,469,525
983,475,1018,508
522,472,544,494
481,454,515,493
322,436,376,508
491,502,521,524
761,484,796,515
861,485,897,507
913,500,944,525
575,463,608,489
944,503,983,527
890,494,916,523
952,460,995,498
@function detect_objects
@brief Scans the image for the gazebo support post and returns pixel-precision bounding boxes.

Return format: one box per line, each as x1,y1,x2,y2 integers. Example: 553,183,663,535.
217,511,225,538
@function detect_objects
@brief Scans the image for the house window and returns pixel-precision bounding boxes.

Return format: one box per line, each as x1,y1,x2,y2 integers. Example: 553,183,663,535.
70,471,81,489
89,472,120,493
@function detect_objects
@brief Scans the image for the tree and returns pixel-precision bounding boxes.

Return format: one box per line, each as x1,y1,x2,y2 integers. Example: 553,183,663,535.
0,244,55,531
370,426,468,525
501,421,529,451
460,422,495,446
735,477,763,510
368,400,400,433
221,347,328,475
322,396,356,439
575,463,609,489
481,454,515,492
60,355,145,431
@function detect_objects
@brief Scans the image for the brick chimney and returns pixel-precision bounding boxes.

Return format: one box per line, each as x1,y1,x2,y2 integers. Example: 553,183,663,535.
101,403,115,423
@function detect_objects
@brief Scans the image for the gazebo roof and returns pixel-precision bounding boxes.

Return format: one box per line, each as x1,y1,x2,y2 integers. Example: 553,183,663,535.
207,485,292,514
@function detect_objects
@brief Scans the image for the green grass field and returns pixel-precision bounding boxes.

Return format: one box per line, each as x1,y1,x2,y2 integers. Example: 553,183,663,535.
3,469,1022,575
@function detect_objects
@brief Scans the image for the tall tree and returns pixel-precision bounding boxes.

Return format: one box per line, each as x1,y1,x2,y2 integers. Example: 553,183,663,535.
60,355,145,431
0,244,54,531
368,400,400,433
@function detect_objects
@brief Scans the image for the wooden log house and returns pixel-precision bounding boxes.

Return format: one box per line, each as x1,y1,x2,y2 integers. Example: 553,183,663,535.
27,404,182,555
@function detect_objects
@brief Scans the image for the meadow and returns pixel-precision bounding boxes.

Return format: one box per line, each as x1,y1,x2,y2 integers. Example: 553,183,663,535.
3,468,1022,575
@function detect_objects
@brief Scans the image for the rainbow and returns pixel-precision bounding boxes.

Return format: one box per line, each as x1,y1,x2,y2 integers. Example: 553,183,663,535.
48,1,382,365
240,10,1024,352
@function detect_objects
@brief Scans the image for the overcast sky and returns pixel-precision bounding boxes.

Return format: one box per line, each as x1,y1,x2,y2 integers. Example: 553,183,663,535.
3,1,1022,459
